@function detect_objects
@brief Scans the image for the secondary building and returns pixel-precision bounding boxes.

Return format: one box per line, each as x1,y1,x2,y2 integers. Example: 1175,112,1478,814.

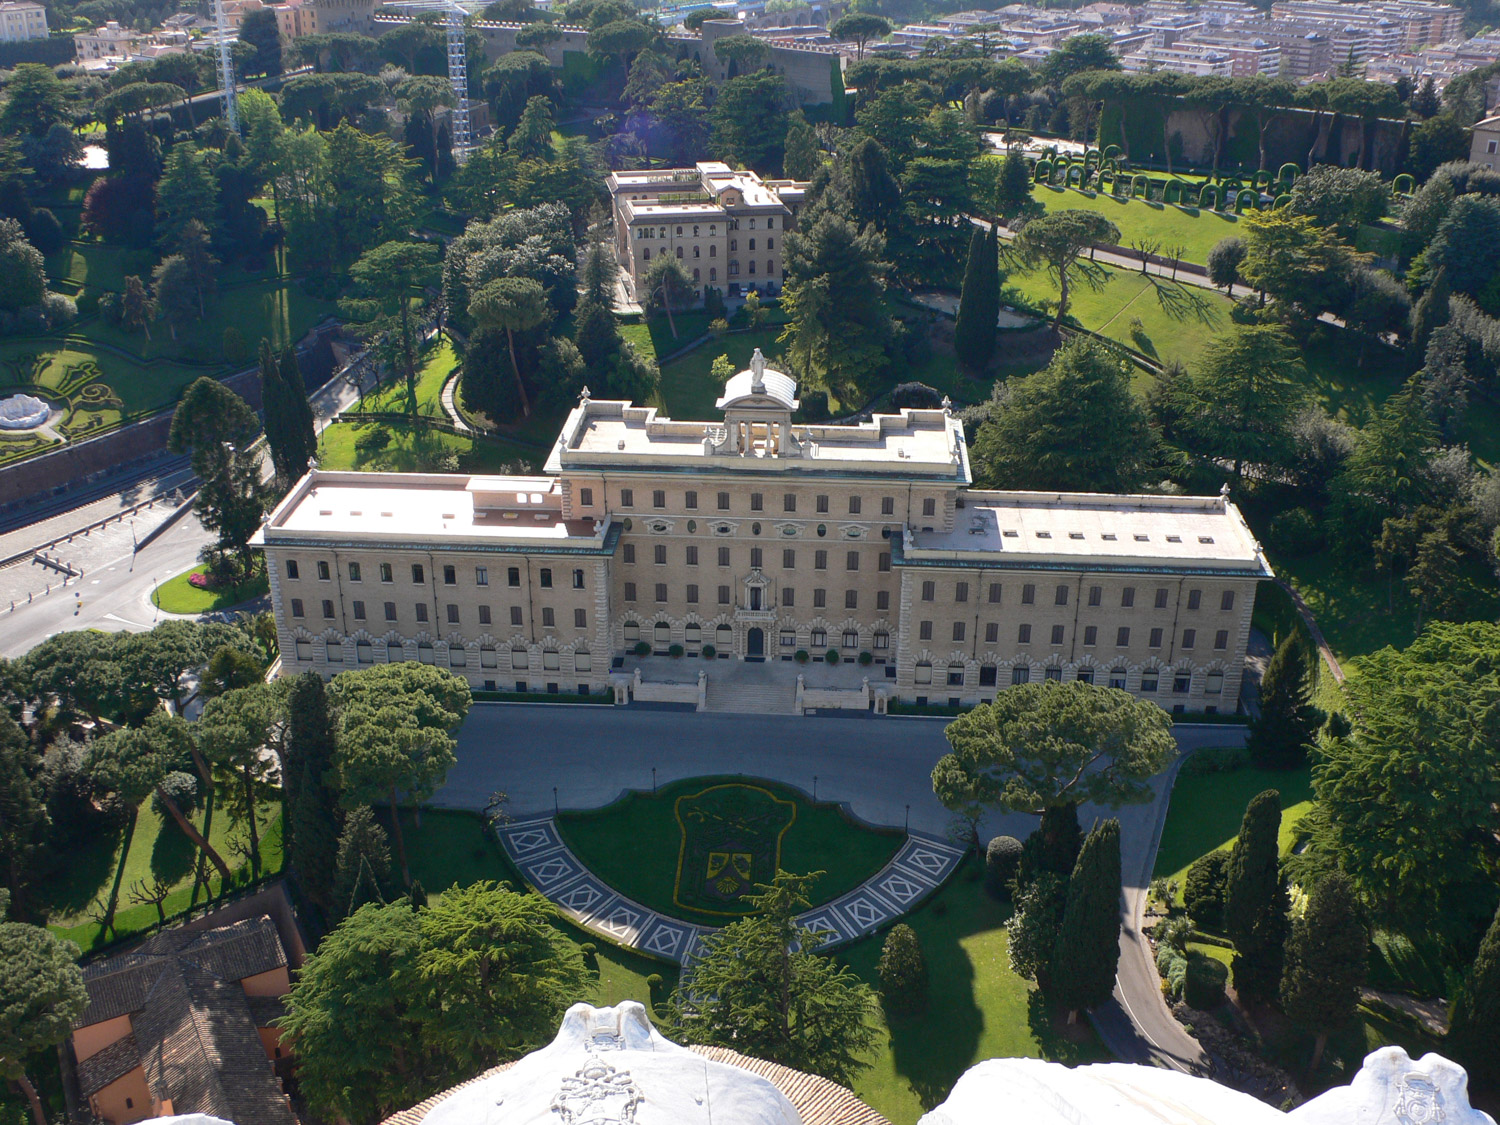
253,355,1272,712
0,0,47,42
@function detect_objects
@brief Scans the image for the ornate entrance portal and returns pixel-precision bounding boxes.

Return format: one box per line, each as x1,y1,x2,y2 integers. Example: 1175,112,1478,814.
746,627,765,660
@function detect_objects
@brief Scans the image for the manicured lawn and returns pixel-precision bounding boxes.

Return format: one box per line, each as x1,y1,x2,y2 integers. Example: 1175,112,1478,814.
555,777,905,928
316,419,543,475
151,566,270,614
839,866,1109,1122
0,341,202,429
1152,766,1314,904
365,338,458,417
655,326,791,420
1033,185,1244,264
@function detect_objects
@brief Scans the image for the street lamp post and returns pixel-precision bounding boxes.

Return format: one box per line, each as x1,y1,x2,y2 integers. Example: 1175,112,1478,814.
813,774,818,802
553,786,559,816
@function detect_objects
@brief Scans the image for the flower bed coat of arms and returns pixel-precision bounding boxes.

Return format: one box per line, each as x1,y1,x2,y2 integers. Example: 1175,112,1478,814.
672,784,796,916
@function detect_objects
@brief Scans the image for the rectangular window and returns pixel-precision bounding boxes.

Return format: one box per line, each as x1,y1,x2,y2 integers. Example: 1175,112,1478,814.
291,598,305,618
1206,671,1224,694
385,601,397,621
624,544,636,564
654,544,667,565
415,603,429,622
814,588,827,608
575,608,587,628
1141,671,1159,693
1012,666,1030,685
620,488,634,507
1021,583,1035,605
1051,624,1065,645
845,589,858,609
985,623,999,643
718,585,731,605
955,581,969,603
1182,628,1196,649
1117,626,1130,647
878,552,891,572
348,562,362,582
1215,629,1230,650
573,569,584,589
846,550,859,571
624,582,637,602
447,604,460,624
475,566,488,586
922,498,936,518
1084,625,1097,646
655,583,668,603
718,547,730,567
783,549,796,569
1018,623,1032,643
717,491,730,511
685,490,698,510
784,493,797,512
849,496,862,514
686,545,699,566
1149,627,1163,648
511,606,523,625
1155,587,1169,609
538,568,552,588
687,584,699,604
380,562,393,583
919,620,933,641
1188,589,1202,611
1174,674,1191,694
1055,584,1069,606
876,590,890,610
922,581,935,602
442,565,456,586
579,487,593,507
750,547,763,568
286,560,300,580
751,493,764,511
322,599,335,619
816,494,829,513
881,496,895,516
542,607,555,627
1088,585,1101,607
1121,587,1135,608
652,489,665,509
784,587,794,607
1045,666,1062,682
953,621,966,642
815,550,828,570
479,605,491,625
988,583,1002,604
1221,591,1236,612
412,564,425,584
508,567,521,587
317,561,330,581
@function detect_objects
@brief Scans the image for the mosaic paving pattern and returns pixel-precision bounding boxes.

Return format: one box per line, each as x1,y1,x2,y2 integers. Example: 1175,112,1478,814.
495,815,965,965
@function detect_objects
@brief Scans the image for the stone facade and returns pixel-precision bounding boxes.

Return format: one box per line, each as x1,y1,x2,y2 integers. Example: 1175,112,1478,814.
253,358,1272,712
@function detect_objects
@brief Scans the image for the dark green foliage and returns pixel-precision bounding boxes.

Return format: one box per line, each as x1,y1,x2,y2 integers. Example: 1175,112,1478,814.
1007,871,1066,991
984,835,1023,898
0,913,86,1113
239,8,283,76
1052,819,1122,1015
1408,265,1451,363
1247,635,1320,769
168,377,266,575
1207,236,1246,293
954,225,999,372
461,326,528,423
710,71,789,170
1184,850,1231,932
0,716,46,919
1224,790,1288,1005
331,806,392,921
260,340,314,484
877,922,929,1015
1448,902,1500,1091
285,673,342,916
1183,953,1228,1010
995,152,1032,219
1280,871,1366,1069
150,770,199,820
1287,164,1388,240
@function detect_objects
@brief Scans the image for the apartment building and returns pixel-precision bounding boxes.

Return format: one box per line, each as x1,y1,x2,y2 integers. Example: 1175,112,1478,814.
608,161,808,303
74,20,144,59
0,0,47,42
254,354,1271,712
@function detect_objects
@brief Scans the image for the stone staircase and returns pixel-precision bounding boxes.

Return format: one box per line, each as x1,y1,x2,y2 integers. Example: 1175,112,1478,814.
702,674,798,715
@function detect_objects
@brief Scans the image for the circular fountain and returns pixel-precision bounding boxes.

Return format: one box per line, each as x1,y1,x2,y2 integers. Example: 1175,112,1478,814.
0,393,51,431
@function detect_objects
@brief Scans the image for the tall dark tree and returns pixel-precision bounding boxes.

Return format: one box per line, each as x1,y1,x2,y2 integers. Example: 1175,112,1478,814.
994,151,1032,220
0,717,45,920
844,137,902,236
1280,871,1366,1073
1224,789,1288,1006
239,8,283,76
1247,634,1319,769
1448,902,1500,1091
1052,818,1122,1020
0,912,86,1125
954,225,999,372
281,347,317,476
284,673,342,915
1408,264,1451,364
331,806,392,921
168,378,266,577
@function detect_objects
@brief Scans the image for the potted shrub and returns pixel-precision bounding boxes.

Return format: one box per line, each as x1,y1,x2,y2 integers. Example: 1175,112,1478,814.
826,649,841,665
701,643,716,658
858,650,873,665
633,640,651,657
669,643,684,658
794,649,809,664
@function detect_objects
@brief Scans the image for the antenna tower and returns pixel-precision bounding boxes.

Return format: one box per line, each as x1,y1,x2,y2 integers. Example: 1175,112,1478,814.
213,0,239,133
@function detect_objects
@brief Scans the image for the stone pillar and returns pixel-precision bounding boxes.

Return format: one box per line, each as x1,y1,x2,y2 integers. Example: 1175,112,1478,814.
795,674,805,716
696,670,707,711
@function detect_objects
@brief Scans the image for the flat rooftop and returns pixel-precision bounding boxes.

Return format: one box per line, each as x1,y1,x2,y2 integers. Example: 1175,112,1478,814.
901,491,1272,576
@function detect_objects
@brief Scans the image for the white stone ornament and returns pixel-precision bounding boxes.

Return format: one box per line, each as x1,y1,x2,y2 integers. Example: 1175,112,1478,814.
0,393,49,430
1289,1047,1495,1125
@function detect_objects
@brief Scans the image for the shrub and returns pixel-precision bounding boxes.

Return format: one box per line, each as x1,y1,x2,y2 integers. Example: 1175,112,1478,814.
98,290,121,326
701,644,716,658
985,835,1023,898
794,649,809,663
858,650,873,665
800,390,830,421
633,640,650,656
1183,953,1228,1009
223,326,249,365
1267,506,1323,557
709,317,730,334
889,381,943,409
645,972,664,990
669,643,684,658
825,648,840,664
75,288,100,317
1156,915,1191,954
1180,745,1250,775
25,208,64,254
878,923,929,1015
151,770,199,819
579,942,597,956
354,426,392,455
1183,850,1231,931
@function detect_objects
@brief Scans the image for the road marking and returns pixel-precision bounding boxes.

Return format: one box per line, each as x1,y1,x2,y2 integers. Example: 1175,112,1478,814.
103,612,147,627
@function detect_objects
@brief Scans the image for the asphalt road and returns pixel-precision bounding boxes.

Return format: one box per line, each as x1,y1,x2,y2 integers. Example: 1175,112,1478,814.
440,704,1244,1072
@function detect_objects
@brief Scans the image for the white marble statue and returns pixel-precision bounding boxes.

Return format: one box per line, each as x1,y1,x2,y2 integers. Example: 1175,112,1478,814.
418,1002,802,1125
0,393,49,431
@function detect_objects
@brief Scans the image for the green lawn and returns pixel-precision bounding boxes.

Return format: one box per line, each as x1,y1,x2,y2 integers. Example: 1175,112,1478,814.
317,420,543,475
365,338,458,417
1033,185,1244,264
1153,766,1314,903
152,566,270,615
654,326,790,420
0,342,204,434
555,777,904,928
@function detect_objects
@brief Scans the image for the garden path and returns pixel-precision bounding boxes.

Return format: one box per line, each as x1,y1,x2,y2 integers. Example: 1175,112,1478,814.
496,813,963,964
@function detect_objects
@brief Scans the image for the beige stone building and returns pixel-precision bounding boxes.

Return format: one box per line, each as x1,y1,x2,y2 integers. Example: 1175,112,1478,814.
254,355,1271,713
608,162,808,304
1471,113,1500,168
0,1,47,43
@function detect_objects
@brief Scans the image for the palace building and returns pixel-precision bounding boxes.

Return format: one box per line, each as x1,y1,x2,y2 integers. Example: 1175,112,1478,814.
252,353,1273,713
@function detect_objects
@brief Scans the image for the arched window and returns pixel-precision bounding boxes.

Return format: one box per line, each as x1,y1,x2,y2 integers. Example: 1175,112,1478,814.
685,623,702,645
693,225,700,236
623,621,640,643
693,268,700,281
574,647,592,672
544,650,561,671
915,661,933,684
709,244,717,257
874,630,889,650
643,247,651,261
654,622,671,646
748,261,756,275
709,268,717,281
811,628,827,648
748,238,756,251
512,644,530,669
716,623,733,647
676,225,682,235
676,246,683,259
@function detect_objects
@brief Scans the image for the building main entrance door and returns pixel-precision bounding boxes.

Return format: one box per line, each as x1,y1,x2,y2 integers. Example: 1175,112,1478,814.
746,627,764,660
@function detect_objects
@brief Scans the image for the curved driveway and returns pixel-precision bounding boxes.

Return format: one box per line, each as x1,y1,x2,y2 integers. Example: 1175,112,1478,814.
439,705,1240,1073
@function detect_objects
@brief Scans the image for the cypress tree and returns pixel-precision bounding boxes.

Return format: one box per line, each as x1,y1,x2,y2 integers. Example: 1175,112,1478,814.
259,338,294,481
280,346,317,478
285,672,342,915
1281,872,1366,1073
1224,789,1288,1006
954,225,998,372
996,151,1033,220
1448,902,1500,1091
1247,634,1320,769
1052,818,1122,1019
331,806,391,922
1408,264,1450,365
877,922,929,1015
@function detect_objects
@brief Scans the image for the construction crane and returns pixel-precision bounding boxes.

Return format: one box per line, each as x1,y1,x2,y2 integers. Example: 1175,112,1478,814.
212,0,239,133
385,0,480,163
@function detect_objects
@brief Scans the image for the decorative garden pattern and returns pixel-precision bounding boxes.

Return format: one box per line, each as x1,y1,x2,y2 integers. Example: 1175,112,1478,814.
673,783,797,917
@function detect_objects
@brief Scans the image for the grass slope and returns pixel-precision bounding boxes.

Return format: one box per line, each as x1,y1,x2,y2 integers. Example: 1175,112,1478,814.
1033,185,1243,264
364,339,458,417
316,419,542,474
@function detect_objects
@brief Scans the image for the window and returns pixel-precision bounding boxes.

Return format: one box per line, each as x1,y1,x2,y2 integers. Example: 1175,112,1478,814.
980,665,998,686
655,583,667,603
1221,591,1236,612
845,589,858,609
782,548,795,568
286,560,300,579
476,566,488,586
988,582,1002,604
749,260,757,275
539,568,553,589
1088,585,1101,607
783,587,794,607
1214,629,1229,650
447,604,460,624
985,623,999,643
1187,589,1201,611
291,598,305,618
1055,584,1069,606
877,591,890,610
1121,586,1136,607
843,630,859,649
479,605,491,625
1084,625,1098,646
1141,670,1159,693
624,622,640,643
573,569,584,589
846,550,859,571
649,489,665,509
621,488,634,507
412,564,425,584
1174,673,1191,694
874,630,890,649
348,562,362,582
718,585,731,605
921,580,935,601
1018,623,1032,643
686,624,701,647
812,494,828,515
953,621,966,642
949,580,965,602
717,491,730,511
878,552,891,572
849,496,862,515
317,560,330,581
415,603,429,622
580,487,593,507
1149,627,1163,648
751,493,764,512
508,567,521,587
922,498,936,517
440,565,454,586
686,583,700,604
1117,627,1131,646
321,599,335,619
1182,628,1196,649
882,496,895,516
812,628,828,648
654,544,667,565
781,629,798,648
750,547,763,568
1021,583,1035,605
1012,666,1030,685
538,607,553,628
384,601,397,621
784,493,797,512
686,545,699,566
380,563,393,583
511,606,523,625
1051,624,1065,645
916,661,933,684
685,490,698,510
624,544,636,564
1206,671,1224,694
1045,666,1062,682
815,550,828,570
749,238,756,251
948,664,965,686
814,588,827,608
353,601,368,621
1076,668,1094,684
718,547,731,567
624,582,637,602
919,620,933,641
1153,587,1167,609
